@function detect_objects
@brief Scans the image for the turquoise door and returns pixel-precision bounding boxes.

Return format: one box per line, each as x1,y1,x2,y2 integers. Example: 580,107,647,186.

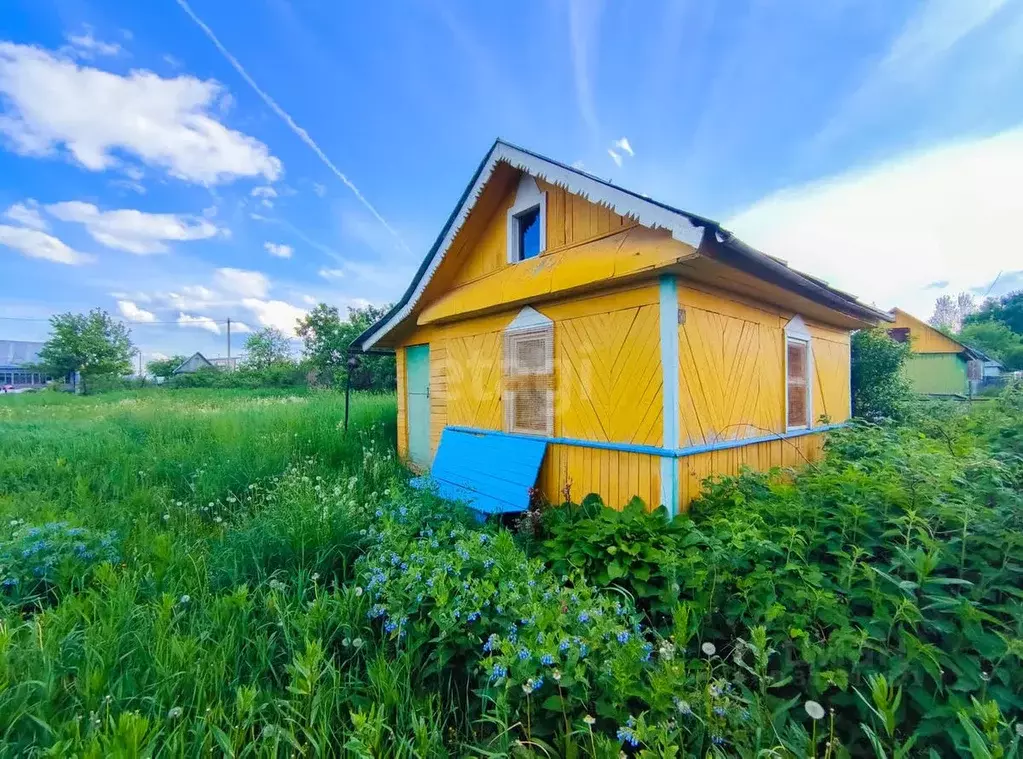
406,344,431,469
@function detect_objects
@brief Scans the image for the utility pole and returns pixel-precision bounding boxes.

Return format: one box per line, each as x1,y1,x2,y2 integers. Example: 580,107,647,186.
227,318,232,367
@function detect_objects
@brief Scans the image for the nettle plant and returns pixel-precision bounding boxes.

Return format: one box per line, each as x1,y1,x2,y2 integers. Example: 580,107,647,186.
0,521,119,604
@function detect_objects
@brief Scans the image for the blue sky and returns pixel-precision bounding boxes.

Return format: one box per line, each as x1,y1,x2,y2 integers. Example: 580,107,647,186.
2,0,1022,363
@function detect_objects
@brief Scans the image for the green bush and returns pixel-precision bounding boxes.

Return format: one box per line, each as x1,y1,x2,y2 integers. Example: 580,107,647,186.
851,327,911,420
540,494,689,622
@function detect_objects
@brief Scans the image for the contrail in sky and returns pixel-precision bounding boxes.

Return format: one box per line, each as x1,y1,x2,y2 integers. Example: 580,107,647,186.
174,0,411,255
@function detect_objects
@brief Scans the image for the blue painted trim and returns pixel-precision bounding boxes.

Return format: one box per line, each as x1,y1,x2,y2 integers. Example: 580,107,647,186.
446,424,846,459
659,275,680,515
446,426,668,457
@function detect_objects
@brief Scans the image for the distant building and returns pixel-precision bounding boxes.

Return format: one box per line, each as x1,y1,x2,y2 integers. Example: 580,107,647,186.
0,340,57,389
172,352,215,374
208,356,240,372
888,309,1003,396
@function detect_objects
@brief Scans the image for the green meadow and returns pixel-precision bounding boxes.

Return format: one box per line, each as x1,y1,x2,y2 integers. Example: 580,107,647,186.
0,387,1021,757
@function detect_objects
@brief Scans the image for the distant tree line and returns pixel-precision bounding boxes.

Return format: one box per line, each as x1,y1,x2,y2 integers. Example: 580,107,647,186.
32,302,395,394
929,290,1023,370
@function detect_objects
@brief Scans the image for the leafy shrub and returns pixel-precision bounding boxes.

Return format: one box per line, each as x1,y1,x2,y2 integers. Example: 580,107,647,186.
540,494,690,621
851,327,911,420
0,521,119,603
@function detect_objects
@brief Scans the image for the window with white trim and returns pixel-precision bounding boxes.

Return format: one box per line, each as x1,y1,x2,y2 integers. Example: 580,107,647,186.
786,337,810,429
512,206,541,261
503,314,554,435
506,173,547,263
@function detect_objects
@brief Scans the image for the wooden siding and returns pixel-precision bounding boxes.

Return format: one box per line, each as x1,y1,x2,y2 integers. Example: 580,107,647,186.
677,431,828,511
677,285,786,445
676,284,852,445
447,174,639,291
396,347,408,458
890,309,964,354
904,353,968,395
808,325,851,424
446,331,502,430
538,445,662,511
429,342,448,456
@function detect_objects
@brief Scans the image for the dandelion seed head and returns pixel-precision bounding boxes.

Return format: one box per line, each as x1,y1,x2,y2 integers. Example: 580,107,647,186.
804,700,826,721
701,642,716,656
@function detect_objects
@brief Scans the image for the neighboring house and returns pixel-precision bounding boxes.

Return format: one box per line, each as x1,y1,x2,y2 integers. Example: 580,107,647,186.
352,140,889,516
887,309,1000,396
0,340,56,389
172,352,215,374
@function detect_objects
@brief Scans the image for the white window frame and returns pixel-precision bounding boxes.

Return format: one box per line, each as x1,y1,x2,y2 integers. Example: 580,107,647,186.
784,316,813,431
506,173,547,263
503,307,554,436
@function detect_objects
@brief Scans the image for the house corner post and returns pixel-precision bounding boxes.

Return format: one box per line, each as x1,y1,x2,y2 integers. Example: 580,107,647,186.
659,274,680,516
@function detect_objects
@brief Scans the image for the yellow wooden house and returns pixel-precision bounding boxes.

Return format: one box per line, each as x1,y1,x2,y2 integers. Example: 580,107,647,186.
353,141,889,515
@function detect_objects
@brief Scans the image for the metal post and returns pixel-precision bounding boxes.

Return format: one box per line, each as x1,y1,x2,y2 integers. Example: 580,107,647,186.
344,355,359,432
227,318,231,363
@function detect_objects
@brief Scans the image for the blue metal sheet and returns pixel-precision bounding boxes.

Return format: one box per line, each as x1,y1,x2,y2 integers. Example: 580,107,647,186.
410,428,547,515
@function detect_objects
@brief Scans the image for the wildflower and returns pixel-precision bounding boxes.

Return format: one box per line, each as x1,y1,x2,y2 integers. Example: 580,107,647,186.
483,559,495,570
342,638,351,647
179,594,191,605
384,620,398,634
540,653,554,666
578,611,590,623
674,698,692,716
616,630,630,644
584,714,596,726
616,725,639,748
641,642,653,661
467,611,480,623
490,663,508,681
712,735,726,746
552,669,561,682
518,648,530,661
478,534,488,544
483,634,499,652
559,639,570,652
804,701,825,721
311,572,320,582
162,514,170,522
167,706,183,720
352,638,364,648
354,586,363,596
701,642,717,656
713,706,727,717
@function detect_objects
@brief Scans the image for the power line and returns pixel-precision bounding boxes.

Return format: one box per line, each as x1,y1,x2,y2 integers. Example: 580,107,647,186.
0,315,234,326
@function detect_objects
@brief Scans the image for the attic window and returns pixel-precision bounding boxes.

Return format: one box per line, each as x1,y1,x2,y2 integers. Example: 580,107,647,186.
506,173,547,263
513,207,541,261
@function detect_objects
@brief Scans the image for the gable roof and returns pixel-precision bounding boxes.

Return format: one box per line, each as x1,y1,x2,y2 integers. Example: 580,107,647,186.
889,308,1002,365
353,139,890,352
172,352,214,373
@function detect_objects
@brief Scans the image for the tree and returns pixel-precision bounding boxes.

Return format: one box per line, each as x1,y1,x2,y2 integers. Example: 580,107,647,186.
244,327,292,370
929,292,975,333
37,309,134,394
851,327,911,421
295,302,396,390
958,321,1023,371
147,355,187,378
964,290,1023,335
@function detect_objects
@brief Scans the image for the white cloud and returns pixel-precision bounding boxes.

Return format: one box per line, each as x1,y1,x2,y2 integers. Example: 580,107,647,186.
607,149,622,167
311,182,327,198
177,312,221,334
726,127,1023,318
241,297,306,335
0,41,281,184
64,28,122,59
3,200,47,230
318,267,344,280
231,321,252,333
264,241,292,258
251,185,277,208
0,224,92,264
149,351,169,361
117,299,156,322
612,137,634,157
214,267,269,298
46,201,221,254
567,0,602,140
